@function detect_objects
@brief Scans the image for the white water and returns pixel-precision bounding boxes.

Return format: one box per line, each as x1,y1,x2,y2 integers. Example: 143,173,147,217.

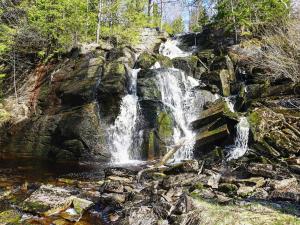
159,39,191,59
228,117,250,160
108,68,141,163
157,69,199,160
225,97,235,112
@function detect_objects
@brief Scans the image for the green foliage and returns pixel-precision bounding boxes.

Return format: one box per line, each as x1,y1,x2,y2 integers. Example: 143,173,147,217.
164,16,185,35
213,0,291,35
190,7,209,32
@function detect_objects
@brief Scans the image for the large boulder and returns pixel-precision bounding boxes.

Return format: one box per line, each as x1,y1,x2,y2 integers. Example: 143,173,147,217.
172,55,199,77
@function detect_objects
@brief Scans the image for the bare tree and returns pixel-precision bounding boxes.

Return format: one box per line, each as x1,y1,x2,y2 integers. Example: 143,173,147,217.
96,0,103,44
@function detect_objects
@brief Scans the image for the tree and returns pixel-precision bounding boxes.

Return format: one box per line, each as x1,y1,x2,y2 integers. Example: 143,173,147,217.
213,0,291,36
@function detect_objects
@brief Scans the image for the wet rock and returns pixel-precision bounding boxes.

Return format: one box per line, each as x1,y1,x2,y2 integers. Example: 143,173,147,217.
0,210,21,224
191,100,226,129
165,160,199,175
172,55,198,77
194,124,229,149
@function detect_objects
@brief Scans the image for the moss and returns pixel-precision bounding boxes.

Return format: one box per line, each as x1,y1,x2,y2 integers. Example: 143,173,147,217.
136,52,156,69
188,198,300,225
157,112,173,139
248,111,261,126
0,107,10,127
21,201,50,213
155,54,173,68
218,183,238,196
193,182,204,191
0,210,21,224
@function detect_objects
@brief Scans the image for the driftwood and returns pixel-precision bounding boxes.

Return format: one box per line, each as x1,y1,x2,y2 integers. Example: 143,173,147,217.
137,138,190,182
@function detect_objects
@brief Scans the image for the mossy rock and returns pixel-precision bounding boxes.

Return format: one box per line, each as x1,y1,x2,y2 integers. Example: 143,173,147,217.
157,112,173,140
136,52,156,69
0,210,21,224
155,54,173,68
218,183,238,196
172,55,199,76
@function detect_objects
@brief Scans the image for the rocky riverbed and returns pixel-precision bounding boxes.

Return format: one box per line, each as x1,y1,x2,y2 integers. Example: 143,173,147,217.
0,159,300,225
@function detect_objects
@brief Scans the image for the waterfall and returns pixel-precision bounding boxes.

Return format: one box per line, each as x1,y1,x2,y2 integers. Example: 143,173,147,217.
225,97,235,112
227,117,250,160
159,39,191,59
157,69,199,160
108,68,141,164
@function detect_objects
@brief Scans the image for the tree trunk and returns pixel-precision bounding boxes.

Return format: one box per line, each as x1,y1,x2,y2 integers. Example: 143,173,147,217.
96,0,102,44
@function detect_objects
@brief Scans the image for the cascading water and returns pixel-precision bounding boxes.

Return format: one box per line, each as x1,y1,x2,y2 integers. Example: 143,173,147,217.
108,68,141,164
159,39,191,59
157,69,199,160
227,116,250,160
225,97,235,112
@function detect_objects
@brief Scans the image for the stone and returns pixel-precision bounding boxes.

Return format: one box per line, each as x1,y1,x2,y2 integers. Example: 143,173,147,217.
251,188,269,200
126,206,158,225
269,178,298,190
172,194,195,215
237,186,256,198
172,55,199,77
191,100,226,129
0,210,21,224
289,165,300,174
219,69,231,96
194,124,230,149
136,52,157,70
247,163,276,178
101,193,126,205
270,188,300,202
218,183,238,196
207,173,221,189
165,160,199,175
21,185,73,214
100,181,124,193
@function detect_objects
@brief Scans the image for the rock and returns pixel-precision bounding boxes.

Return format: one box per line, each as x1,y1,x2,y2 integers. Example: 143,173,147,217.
218,183,238,196
100,181,124,193
21,185,73,214
162,173,204,189
216,194,232,204
0,210,21,224
207,173,221,189
165,160,199,174
289,165,300,174
286,157,300,165
247,163,276,178
248,107,300,157
53,218,72,225
270,188,300,202
125,206,158,225
251,188,269,200
237,186,256,198
219,69,231,96
172,194,196,215
191,100,226,129
172,55,198,77
101,193,126,205
72,197,94,216
136,52,157,69
194,124,229,149
270,178,298,190
237,177,266,188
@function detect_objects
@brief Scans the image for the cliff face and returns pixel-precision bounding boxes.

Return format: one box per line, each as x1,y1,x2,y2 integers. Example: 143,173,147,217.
0,28,299,166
